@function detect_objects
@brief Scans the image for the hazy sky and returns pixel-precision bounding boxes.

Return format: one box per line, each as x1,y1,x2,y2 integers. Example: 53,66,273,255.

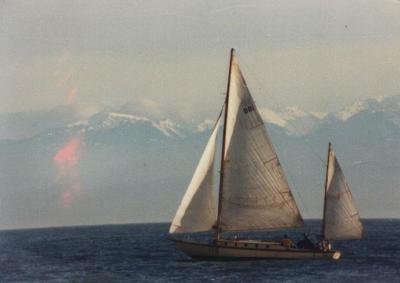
2,0,400,120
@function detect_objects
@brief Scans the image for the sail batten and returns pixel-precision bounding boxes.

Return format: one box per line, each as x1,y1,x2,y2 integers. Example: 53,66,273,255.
169,116,221,234
219,52,304,232
323,146,363,240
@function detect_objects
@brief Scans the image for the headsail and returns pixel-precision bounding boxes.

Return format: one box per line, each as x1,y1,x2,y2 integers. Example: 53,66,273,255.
323,143,363,240
169,115,221,233
219,50,304,232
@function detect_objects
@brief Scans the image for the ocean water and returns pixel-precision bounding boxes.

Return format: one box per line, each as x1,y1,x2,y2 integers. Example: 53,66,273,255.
0,220,399,282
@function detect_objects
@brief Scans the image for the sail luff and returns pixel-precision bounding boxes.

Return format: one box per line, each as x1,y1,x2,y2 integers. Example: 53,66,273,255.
321,142,331,239
216,48,235,240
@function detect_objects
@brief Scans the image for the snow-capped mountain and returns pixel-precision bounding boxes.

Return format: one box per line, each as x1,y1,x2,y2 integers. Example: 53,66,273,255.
260,95,400,136
260,106,327,136
334,95,400,127
3,95,399,141
1,95,400,229
82,111,183,137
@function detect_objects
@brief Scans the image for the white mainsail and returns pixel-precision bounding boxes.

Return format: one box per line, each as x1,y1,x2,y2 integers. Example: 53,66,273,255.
169,117,221,233
323,145,363,240
220,51,304,231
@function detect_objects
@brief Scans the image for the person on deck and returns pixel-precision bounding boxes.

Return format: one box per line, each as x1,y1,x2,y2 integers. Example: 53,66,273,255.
297,233,315,249
320,239,331,251
280,234,294,248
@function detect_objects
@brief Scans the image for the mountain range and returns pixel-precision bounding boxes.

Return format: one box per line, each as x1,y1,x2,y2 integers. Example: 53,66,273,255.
1,95,399,229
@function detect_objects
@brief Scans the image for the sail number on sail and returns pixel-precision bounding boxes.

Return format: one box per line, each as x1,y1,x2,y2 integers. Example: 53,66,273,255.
243,105,255,114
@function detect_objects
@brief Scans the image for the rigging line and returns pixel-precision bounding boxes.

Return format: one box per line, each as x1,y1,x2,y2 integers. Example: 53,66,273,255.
281,158,311,220
238,58,326,166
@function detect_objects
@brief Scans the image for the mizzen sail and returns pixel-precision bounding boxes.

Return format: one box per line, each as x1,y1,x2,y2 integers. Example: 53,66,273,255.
323,144,363,240
169,116,221,233
219,51,304,232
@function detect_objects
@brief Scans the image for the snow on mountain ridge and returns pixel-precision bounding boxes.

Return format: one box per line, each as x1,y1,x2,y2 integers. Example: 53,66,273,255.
4,95,400,141
196,119,216,132
336,100,372,121
259,108,287,127
259,95,400,135
108,112,150,121
335,95,400,121
106,112,182,137
310,112,328,119
259,106,327,135
67,120,89,128
279,106,309,120
66,111,182,137
201,95,400,136
157,119,183,137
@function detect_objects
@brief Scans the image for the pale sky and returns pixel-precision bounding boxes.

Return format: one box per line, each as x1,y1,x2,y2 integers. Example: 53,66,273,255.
2,0,400,120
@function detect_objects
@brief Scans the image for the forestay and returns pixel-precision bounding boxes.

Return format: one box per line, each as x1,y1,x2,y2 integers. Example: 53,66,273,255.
169,117,221,233
323,148,363,240
220,52,304,231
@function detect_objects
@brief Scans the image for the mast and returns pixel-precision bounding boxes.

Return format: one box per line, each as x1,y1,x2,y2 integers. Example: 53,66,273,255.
321,142,332,239
216,48,235,241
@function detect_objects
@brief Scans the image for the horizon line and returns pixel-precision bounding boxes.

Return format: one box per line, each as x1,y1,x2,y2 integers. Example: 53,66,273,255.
1,218,399,232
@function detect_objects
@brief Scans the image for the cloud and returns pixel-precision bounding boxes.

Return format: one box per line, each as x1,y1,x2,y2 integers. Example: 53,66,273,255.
1,0,400,116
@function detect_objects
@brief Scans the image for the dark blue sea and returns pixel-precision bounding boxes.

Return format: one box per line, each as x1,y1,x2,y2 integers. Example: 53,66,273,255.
1,220,399,282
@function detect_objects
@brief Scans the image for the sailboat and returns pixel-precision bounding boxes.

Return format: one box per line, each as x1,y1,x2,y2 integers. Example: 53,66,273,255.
322,142,363,242
168,49,363,260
